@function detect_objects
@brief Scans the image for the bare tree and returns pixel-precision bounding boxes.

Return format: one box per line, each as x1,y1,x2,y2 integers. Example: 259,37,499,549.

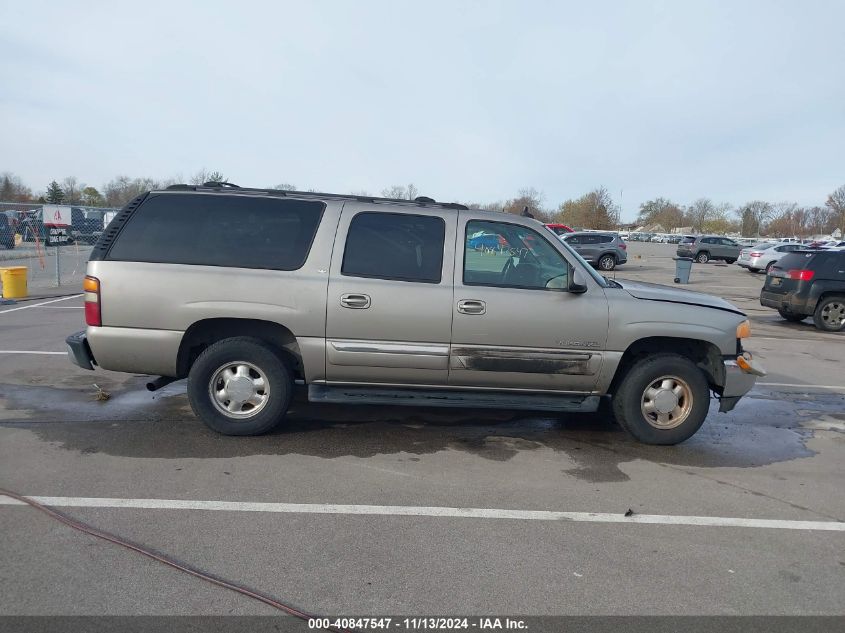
735,201,773,237
0,172,34,201
273,183,296,191
190,169,227,185
407,183,418,200
826,184,845,234
504,187,546,219
637,197,684,230
61,176,81,204
381,185,408,199
555,187,619,229
686,199,716,233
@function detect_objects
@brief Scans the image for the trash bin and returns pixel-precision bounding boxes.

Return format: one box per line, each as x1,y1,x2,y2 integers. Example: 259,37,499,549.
0,266,28,299
673,257,693,284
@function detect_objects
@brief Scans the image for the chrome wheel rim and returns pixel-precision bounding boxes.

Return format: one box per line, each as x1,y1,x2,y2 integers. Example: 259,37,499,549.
640,375,693,429
600,256,614,270
821,301,845,327
209,361,269,419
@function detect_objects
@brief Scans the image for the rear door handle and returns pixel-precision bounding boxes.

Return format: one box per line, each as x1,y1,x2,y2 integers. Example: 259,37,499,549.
457,299,486,315
340,294,371,309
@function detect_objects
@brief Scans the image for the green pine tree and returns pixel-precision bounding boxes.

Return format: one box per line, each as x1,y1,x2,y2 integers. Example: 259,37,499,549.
45,180,65,203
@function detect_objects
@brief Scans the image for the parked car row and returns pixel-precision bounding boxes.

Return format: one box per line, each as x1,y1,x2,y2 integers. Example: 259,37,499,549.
627,232,684,243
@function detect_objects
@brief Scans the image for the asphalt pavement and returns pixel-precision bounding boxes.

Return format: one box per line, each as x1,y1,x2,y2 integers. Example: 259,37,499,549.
1,242,843,625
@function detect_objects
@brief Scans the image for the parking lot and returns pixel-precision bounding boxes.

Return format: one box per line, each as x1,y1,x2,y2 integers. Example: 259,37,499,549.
1,241,843,623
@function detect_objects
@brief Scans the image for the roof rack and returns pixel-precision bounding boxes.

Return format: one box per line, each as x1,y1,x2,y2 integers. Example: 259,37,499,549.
162,183,468,211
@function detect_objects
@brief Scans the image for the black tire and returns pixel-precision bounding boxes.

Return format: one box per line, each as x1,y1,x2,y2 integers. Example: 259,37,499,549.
695,251,710,264
778,309,806,323
812,295,845,332
611,354,711,445
764,261,775,274
187,336,292,435
725,258,736,264
748,268,759,273
598,254,616,271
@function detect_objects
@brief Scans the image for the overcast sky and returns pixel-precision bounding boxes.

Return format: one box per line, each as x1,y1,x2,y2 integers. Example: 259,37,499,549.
1,0,843,220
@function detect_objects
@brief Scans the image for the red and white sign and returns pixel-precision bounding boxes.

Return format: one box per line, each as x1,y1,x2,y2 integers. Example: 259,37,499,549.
43,205,71,227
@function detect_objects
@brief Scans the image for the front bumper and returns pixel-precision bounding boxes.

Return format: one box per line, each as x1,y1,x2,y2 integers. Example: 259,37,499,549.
717,358,762,412
66,330,96,370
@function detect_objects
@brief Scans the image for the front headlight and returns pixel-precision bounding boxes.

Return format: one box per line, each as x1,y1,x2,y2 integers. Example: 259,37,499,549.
736,320,751,339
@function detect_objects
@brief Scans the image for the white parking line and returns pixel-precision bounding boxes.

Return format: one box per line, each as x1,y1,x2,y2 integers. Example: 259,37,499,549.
0,351,66,355
757,382,845,391
1,496,843,532
0,294,83,314
38,306,84,309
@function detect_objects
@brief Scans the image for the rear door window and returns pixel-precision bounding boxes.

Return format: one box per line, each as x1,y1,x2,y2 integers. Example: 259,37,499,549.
341,212,446,283
106,193,325,270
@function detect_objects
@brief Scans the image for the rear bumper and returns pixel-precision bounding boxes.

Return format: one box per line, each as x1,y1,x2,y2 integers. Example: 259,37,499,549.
66,331,96,370
760,290,809,314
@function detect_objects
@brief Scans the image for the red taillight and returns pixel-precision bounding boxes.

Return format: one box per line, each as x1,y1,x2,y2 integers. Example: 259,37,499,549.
83,275,101,326
619,243,627,250
750,251,763,257
787,269,814,281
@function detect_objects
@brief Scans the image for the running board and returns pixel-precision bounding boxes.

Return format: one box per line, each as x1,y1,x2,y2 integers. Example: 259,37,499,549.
308,385,600,412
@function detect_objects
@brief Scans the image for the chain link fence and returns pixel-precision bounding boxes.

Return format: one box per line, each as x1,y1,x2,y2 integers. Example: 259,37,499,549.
1,202,120,297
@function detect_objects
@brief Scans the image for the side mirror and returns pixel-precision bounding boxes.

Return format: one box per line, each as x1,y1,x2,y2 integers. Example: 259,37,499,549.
569,269,588,294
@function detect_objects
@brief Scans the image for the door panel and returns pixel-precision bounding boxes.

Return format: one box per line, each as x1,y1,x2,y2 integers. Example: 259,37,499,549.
450,214,609,393
325,204,456,385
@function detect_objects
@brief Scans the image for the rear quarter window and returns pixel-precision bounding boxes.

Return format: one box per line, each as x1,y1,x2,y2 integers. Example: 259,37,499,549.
106,194,325,270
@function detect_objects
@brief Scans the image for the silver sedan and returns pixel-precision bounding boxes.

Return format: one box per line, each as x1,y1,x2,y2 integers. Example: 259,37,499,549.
736,242,803,273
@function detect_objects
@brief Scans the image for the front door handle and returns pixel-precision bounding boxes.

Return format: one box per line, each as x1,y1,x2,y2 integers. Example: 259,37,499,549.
340,293,371,309
457,299,486,315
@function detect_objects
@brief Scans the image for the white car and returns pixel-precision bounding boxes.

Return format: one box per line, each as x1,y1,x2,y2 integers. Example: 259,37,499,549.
736,242,803,273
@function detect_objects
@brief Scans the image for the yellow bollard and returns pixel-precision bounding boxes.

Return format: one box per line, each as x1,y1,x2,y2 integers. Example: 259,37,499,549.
0,266,28,299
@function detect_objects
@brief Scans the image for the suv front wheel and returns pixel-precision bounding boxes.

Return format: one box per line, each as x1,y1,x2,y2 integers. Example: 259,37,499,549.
187,336,293,435
695,251,710,264
612,354,710,445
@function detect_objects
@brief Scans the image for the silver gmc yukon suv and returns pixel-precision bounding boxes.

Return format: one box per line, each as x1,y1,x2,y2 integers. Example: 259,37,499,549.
66,184,763,445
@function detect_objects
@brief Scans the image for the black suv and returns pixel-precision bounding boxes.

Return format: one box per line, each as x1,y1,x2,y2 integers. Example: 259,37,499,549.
761,250,845,331
1,211,17,249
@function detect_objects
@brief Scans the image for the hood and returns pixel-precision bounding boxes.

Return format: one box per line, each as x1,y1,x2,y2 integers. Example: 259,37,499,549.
615,279,745,316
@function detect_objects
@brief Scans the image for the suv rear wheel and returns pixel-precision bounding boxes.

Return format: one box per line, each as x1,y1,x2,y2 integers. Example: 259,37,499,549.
612,354,710,445
187,336,293,435
813,296,845,332
695,251,710,264
598,254,616,271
